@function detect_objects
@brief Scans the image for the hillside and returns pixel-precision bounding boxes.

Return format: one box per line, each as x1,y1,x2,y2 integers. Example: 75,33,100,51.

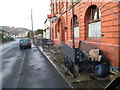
0,26,28,35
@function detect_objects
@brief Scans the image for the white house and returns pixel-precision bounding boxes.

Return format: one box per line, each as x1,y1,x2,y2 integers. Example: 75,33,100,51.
44,19,50,39
16,31,28,38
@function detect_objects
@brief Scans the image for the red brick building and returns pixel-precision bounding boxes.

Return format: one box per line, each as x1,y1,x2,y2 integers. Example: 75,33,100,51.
50,0,120,69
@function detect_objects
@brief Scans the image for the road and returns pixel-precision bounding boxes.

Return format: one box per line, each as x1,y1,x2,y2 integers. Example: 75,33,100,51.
1,40,70,88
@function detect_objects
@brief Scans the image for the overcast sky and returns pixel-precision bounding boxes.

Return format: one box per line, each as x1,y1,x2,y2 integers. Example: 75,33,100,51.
0,0,51,30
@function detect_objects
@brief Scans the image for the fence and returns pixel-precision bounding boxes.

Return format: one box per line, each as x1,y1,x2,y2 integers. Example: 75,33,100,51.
61,41,75,63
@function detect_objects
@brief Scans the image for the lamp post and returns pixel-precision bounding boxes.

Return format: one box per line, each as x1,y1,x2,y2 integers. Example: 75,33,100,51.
72,0,75,49
31,9,34,43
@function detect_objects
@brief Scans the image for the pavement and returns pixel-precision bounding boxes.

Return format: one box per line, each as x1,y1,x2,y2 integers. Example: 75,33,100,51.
34,39,120,89
36,45,74,88
35,44,101,89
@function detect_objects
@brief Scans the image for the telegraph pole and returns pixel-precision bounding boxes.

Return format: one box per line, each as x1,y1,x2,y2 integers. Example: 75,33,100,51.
72,0,75,49
31,9,34,43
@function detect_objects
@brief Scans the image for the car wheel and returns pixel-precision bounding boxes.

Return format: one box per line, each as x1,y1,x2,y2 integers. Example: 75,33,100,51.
29,46,31,48
20,47,22,49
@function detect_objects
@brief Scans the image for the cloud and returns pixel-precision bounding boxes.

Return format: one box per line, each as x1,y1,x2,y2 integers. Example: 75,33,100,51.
0,0,50,29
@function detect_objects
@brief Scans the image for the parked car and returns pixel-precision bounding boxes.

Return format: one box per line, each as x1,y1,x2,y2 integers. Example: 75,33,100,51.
19,38,31,49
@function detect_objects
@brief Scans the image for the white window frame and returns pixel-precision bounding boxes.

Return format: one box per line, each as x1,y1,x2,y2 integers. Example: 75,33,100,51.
74,26,79,38
88,21,101,37
87,6,101,38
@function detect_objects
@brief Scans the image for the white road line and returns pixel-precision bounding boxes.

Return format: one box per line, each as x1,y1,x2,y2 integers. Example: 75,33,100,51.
14,50,26,88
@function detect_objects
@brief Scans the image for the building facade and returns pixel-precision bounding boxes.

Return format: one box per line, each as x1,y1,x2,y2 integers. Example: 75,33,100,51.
50,0,120,69
44,19,51,39
16,31,28,38
0,29,10,37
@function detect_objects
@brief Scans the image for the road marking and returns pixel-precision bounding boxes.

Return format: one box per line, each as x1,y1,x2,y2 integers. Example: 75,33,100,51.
14,50,26,89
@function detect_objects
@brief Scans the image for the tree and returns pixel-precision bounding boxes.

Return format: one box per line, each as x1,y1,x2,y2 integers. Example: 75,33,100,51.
27,30,33,38
35,29,43,35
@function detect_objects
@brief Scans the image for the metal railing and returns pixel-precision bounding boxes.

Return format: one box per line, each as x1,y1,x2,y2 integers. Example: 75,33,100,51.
61,41,75,63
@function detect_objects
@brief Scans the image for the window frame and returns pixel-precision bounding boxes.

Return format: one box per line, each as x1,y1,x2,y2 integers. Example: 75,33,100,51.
87,6,101,38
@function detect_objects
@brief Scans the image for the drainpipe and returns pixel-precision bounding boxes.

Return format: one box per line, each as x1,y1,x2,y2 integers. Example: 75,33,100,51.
72,0,75,49
50,19,52,41
118,3,120,70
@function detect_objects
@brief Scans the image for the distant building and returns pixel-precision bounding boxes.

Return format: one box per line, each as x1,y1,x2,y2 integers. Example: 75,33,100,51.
0,29,12,43
0,29,11,37
50,0,120,69
44,19,50,39
0,26,28,38
16,31,28,38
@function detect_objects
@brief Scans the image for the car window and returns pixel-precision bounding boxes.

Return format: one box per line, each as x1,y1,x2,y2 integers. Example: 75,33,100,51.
20,39,31,43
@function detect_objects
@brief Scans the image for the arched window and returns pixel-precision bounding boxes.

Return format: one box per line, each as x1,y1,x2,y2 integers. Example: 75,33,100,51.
73,15,79,38
87,5,101,38
61,0,64,7
55,0,58,14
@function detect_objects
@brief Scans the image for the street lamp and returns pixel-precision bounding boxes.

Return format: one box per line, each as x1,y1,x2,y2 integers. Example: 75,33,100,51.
52,16,57,23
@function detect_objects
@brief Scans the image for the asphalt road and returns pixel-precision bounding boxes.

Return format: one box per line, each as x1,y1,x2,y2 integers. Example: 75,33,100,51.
1,40,70,88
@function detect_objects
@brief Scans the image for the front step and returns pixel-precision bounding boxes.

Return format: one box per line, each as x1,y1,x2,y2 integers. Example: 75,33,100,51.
105,72,120,90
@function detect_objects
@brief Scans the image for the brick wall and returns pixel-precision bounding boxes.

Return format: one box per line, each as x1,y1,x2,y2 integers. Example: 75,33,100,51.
50,0,120,68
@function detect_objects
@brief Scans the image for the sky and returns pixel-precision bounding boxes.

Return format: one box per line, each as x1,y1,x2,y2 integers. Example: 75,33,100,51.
0,0,51,30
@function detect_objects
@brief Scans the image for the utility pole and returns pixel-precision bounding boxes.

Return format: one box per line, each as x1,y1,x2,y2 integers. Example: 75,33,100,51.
72,0,75,49
31,9,34,43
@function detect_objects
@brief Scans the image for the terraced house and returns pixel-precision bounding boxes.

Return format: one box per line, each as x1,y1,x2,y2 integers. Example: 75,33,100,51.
50,0,120,70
